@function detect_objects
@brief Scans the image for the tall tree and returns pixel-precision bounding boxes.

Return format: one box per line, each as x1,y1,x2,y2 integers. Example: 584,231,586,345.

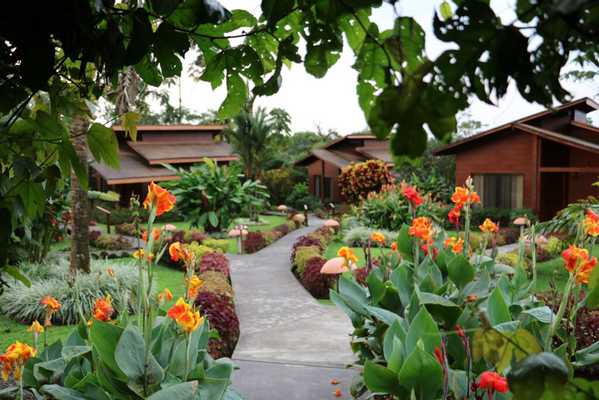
225,107,274,179
68,113,91,274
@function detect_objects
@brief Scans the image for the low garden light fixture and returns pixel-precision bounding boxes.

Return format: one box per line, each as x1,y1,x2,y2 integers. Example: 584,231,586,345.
228,226,248,255
320,257,348,274
277,204,288,212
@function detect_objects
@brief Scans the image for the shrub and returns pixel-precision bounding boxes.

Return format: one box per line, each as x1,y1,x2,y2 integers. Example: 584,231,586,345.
496,251,521,267
262,168,299,205
115,222,138,236
285,182,322,211
183,230,207,243
198,271,234,299
293,245,322,277
353,267,370,286
291,235,324,261
499,226,520,244
262,230,280,244
338,160,394,203
199,252,230,277
202,238,229,253
273,223,289,235
525,244,553,262
242,231,266,253
0,260,137,325
545,236,566,257
91,234,131,250
342,226,397,247
186,242,219,262
301,257,334,298
286,220,297,231
195,291,239,359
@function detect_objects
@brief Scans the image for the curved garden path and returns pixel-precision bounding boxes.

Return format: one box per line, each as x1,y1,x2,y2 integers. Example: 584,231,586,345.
228,217,358,399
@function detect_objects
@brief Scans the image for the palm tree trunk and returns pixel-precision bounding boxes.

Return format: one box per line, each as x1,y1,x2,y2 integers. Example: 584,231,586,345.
69,113,91,275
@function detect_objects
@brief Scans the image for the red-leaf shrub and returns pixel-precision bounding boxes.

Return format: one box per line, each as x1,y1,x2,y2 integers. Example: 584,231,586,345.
273,223,289,235
353,267,370,286
338,160,395,203
291,235,324,261
195,291,239,359
242,231,266,253
301,256,334,298
199,251,230,278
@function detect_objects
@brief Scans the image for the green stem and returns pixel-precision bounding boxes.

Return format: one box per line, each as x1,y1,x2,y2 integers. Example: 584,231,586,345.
463,203,471,257
18,375,23,400
530,224,537,287
545,273,575,350
184,334,191,380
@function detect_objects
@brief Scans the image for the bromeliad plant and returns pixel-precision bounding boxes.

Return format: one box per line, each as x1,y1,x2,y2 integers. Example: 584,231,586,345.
329,178,599,399
0,181,239,400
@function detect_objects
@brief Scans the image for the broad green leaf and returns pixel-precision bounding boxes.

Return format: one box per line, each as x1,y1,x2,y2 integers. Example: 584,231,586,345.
61,346,91,362
405,307,441,354
390,264,412,307
18,181,44,218
330,290,361,326
365,306,402,326
496,329,542,373
135,55,163,86
387,337,404,373
88,123,120,169
487,287,511,325
417,290,461,327
396,224,413,261
197,359,234,400
440,1,453,20
447,254,475,289
366,271,385,304
208,211,219,227
398,347,443,399
115,326,164,394
523,306,554,324
507,352,569,400
40,385,87,400
472,328,506,365
125,9,154,65
3,265,31,287
218,74,247,118
574,341,599,367
586,264,599,309
261,0,294,27
383,319,408,361
148,382,198,400
363,360,402,396
89,320,125,379
121,111,140,141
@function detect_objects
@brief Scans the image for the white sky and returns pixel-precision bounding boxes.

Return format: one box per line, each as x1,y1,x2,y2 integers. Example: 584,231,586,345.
165,0,599,133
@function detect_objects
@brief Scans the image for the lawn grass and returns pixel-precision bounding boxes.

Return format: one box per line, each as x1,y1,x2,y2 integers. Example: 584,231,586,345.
0,262,185,351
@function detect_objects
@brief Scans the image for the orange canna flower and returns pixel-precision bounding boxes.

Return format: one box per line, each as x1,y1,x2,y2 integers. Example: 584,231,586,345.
434,346,444,366
451,186,480,207
0,341,36,381
444,237,464,254
562,245,597,285
390,242,398,252
576,258,597,285
92,295,114,322
583,210,599,237
167,298,191,321
143,181,176,216
370,232,386,245
106,267,115,278
142,228,161,242
158,288,174,303
169,242,192,264
466,294,478,302
187,275,204,300
334,388,343,397
330,379,340,385
27,320,44,335
337,246,358,265
478,371,509,394
175,309,204,333
133,248,154,262
409,217,434,243
479,218,499,234
41,296,61,312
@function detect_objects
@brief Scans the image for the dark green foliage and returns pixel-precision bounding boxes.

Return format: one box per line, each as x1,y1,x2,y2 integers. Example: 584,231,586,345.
115,223,138,237
538,199,599,236
470,207,538,227
261,168,304,205
91,234,132,250
166,160,269,232
286,182,322,211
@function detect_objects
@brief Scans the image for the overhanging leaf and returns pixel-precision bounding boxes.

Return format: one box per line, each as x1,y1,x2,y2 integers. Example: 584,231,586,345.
87,123,120,169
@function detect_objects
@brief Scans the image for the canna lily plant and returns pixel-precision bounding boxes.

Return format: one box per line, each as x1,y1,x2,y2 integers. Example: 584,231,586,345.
329,178,599,399
0,181,239,400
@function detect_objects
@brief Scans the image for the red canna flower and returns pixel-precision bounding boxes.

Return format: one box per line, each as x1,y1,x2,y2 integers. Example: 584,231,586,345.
409,217,434,243
478,371,509,394
448,206,461,225
400,181,423,208
584,209,599,237
143,181,176,216
434,346,444,366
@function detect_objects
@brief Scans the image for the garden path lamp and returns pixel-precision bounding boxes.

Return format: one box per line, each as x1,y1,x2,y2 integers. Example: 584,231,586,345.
324,219,340,233
320,256,349,291
513,216,530,269
277,204,288,214
293,213,306,228
304,204,309,226
228,225,248,255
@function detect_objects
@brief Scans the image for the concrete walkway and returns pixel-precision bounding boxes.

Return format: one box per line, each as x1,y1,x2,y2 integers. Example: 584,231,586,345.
228,219,357,399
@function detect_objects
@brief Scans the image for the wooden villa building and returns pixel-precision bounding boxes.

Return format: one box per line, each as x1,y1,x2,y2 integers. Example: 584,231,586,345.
295,134,393,203
434,98,599,220
91,124,237,204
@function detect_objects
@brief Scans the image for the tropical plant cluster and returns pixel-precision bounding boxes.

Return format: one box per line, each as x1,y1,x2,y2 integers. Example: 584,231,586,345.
328,181,599,399
0,182,239,399
166,160,270,232
338,160,395,204
284,182,323,212
291,226,338,298
90,233,133,251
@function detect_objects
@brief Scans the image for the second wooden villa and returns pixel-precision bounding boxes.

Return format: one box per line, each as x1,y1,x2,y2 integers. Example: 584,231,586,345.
434,98,599,220
91,124,238,203
295,134,393,203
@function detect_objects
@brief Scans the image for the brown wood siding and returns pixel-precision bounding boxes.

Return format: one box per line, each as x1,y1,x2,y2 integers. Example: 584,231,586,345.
454,131,538,212
306,160,342,203
567,147,599,203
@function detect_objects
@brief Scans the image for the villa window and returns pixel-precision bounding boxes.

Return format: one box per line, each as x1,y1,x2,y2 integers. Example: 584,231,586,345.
472,174,523,209
314,175,322,197
323,177,332,199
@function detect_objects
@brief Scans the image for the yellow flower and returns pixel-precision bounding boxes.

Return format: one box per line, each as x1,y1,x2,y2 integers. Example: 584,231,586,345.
337,246,358,264
158,288,174,303
132,248,154,262
27,321,44,334
370,232,385,245
444,237,464,254
0,342,36,381
176,309,204,334
479,218,499,234
186,275,204,300
584,210,599,237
